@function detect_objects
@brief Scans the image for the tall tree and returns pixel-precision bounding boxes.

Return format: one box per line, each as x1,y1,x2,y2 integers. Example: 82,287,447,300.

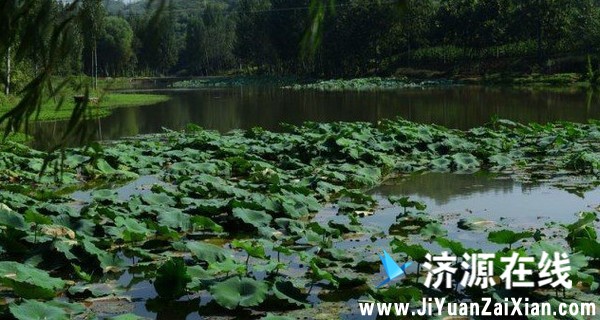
0,0,80,134
395,0,435,57
136,10,179,75
319,0,398,76
97,16,135,76
80,0,106,89
182,16,207,75
269,0,310,73
235,0,275,70
183,5,235,75
5,46,10,95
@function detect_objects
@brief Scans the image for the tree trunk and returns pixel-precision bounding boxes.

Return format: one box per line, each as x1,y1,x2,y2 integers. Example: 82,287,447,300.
5,46,11,95
94,41,98,90
91,47,94,88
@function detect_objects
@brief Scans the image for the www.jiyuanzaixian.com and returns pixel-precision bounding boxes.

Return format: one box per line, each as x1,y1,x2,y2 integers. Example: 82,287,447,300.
358,297,597,317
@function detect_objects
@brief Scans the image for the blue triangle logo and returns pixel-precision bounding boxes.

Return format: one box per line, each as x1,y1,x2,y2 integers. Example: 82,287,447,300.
377,250,412,288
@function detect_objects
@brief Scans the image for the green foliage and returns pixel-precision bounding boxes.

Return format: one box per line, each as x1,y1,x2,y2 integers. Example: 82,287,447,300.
97,16,135,76
235,0,276,67
184,241,230,264
567,152,600,174
272,280,309,307
285,77,449,91
436,237,479,256
488,230,533,248
390,239,428,263
232,239,267,259
564,212,598,247
232,208,272,229
388,196,427,213
171,76,297,88
5,0,600,95
9,300,68,320
0,261,66,299
374,285,422,303
0,119,599,317
419,222,447,240
309,259,339,287
183,5,236,75
134,10,179,75
0,204,28,230
209,277,269,309
154,258,191,299
0,91,169,122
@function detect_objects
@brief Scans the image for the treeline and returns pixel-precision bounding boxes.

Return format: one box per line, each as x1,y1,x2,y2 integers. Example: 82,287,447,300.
233,0,600,76
4,0,600,88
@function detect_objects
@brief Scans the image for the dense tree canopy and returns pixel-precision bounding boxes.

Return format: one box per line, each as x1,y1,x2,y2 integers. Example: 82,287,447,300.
4,0,600,83
97,16,135,76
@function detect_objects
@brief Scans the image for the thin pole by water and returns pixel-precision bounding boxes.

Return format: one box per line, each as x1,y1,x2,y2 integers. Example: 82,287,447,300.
96,100,102,141
91,47,94,89
94,41,98,90
5,46,10,95
98,118,102,141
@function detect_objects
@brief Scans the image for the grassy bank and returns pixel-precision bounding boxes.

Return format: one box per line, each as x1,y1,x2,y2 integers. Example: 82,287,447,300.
0,93,170,122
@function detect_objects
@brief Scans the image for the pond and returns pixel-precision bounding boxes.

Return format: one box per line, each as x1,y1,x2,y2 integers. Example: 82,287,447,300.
366,172,600,247
30,85,600,150
69,172,599,319
3,103,600,319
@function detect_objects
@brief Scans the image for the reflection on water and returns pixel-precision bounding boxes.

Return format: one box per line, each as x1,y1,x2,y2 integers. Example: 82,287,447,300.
31,85,600,149
373,172,518,206
368,172,600,229
360,172,600,253
26,85,600,318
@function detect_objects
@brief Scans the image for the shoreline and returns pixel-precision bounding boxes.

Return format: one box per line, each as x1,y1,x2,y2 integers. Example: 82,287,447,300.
0,92,170,123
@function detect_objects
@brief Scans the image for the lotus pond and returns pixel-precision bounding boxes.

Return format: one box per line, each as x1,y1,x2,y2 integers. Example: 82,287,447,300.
29,85,600,150
1,118,600,319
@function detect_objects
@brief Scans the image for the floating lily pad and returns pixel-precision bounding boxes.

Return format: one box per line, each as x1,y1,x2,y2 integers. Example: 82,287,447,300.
0,204,27,230
232,208,272,229
10,300,68,320
488,230,533,248
0,261,66,299
272,280,309,308
154,258,191,299
210,277,268,310
457,217,496,230
182,241,230,263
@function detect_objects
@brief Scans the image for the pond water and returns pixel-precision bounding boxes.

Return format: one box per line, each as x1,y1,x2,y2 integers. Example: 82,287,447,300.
31,85,600,149
366,173,600,247
312,172,600,262
370,172,599,224
28,84,600,318
71,173,600,319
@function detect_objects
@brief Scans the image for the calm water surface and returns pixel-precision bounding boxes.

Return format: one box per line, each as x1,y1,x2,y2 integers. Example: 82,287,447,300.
74,173,599,319
31,85,600,149
46,85,600,318
367,173,600,239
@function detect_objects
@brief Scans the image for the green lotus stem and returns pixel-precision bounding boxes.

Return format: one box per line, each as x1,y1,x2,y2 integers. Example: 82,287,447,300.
307,283,315,295
245,254,251,275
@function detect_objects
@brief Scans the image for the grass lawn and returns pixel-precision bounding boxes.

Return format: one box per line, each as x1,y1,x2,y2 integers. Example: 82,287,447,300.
0,93,170,122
